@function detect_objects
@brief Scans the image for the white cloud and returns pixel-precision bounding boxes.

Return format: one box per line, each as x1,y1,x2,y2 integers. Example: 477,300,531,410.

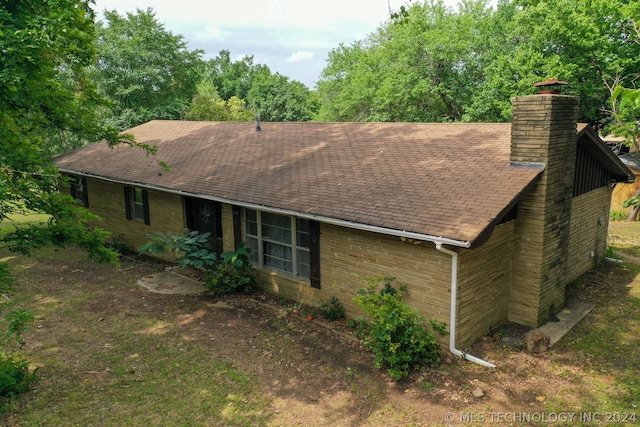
192,25,224,42
286,51,314,63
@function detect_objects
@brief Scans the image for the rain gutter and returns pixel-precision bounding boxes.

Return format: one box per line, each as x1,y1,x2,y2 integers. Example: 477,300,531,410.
435,243,496,368
57,170,473,249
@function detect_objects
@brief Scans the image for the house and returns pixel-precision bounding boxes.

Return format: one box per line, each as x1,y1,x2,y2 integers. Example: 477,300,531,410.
54,93,633,363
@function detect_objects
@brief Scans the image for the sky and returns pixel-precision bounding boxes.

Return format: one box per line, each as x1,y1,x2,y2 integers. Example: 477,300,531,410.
91,0,481,89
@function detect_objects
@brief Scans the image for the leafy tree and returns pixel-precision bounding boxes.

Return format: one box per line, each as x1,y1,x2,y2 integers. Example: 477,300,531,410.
318,0,640,125
203,50,318,122
0,0,150,399
204,50,269,101
247,71,319,122
317,0,491,122
0,0,149,262
93,8,204,130
184,81,254,122
467,0,640,124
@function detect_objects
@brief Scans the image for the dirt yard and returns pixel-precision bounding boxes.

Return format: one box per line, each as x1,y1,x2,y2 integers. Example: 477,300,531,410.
1,222,639,426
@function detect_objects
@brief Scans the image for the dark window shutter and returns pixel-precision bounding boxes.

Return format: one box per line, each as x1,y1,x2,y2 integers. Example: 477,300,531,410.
70,177,78,200
309,220,321,289
232,205,242,250
124,186,132,220
81,178,89,208
142,189,150,225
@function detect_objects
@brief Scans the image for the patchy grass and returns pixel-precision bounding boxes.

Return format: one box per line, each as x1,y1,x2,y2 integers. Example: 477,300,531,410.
0,216,638,425
0,213,50,237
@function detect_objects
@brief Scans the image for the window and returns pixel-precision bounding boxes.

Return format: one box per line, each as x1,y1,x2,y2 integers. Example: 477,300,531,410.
70,176,89,207
124,186,150,225
245,209,320,287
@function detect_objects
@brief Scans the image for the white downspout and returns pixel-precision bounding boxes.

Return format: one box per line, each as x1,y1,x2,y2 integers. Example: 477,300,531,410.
436,243,496,368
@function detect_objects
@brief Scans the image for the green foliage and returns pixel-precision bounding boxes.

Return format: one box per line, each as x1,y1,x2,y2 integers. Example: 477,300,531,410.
609,85,640,152
317,1,493,122
0,264,14,295
354,275,445,380
623,195,640,210
4,310,34,346
610,209,629,221
0,353,37,399
185,81,255,122
139,229,217,270
93,8,204,130
319,296,346,321
317,0,640,125
203,243,256,296
204,50,269,101
247,72,318,122
0,0,141,267
605,245,620,260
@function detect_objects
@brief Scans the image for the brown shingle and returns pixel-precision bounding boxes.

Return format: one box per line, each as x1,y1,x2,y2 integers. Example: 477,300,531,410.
54,121,544,246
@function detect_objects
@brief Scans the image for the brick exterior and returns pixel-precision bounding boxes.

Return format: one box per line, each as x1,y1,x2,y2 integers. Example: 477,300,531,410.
63,177,186,258
567,187,612,282
509,95,579,326
457,221,515,346
58,95,623,348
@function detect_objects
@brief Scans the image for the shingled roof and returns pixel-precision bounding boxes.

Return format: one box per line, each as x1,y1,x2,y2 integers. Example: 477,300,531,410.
55,120,545,248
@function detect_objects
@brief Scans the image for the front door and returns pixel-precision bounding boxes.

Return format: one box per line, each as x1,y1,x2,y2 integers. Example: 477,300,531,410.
184,197,223,257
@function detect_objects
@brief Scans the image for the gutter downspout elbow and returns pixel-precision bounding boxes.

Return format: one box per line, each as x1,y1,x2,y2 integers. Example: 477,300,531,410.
435,243,496,369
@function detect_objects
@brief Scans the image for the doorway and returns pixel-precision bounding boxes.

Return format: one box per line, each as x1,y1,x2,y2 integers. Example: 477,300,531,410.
184,197,223,257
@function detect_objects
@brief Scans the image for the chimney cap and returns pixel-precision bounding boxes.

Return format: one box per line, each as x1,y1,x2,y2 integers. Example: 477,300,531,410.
533,78,568,95
533,78,568,87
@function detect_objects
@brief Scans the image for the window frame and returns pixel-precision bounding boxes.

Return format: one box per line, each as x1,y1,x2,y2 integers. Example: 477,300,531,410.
70,176,89,207
245,209,318,286
124,186,150,225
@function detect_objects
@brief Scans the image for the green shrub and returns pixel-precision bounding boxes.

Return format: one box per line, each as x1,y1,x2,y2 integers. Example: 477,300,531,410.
354,275,446,380
0,353,36,399
139,229,217,270
610,209,628,221
203,243,256,296
4,309,34,346
319,296,346,321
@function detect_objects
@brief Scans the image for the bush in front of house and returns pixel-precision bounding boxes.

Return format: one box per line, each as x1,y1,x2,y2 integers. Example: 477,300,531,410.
354,275,447,380
139,229,217,270
203,243,256,296
319,296,346,321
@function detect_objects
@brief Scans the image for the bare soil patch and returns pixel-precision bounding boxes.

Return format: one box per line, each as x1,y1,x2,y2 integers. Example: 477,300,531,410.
2,223,639,425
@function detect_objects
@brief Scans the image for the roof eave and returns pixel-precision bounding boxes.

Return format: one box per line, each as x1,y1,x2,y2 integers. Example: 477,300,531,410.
468,164,545,249
578,125,635,183
58,168,472,249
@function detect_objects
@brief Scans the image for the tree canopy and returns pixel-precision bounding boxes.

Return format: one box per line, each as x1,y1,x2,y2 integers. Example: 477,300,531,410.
93,8,204,130
317,0,640,126
0,0,136,262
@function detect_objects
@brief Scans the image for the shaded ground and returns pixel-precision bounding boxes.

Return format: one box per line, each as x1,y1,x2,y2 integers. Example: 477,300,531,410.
1,221,639,425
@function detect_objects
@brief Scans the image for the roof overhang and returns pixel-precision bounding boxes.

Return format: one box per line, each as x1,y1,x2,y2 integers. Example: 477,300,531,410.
59,169,473,249
577,125,636,184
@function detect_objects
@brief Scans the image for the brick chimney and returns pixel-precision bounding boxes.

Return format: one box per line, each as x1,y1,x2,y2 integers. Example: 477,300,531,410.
508,90,579,327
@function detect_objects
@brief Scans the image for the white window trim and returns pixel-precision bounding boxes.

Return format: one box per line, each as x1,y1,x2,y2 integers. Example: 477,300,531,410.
246,209,309,280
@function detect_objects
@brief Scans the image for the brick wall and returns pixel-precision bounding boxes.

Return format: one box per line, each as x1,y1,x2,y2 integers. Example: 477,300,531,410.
79,178,185,258
567,187,612,282
509,95,579,326
457,221,515,346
